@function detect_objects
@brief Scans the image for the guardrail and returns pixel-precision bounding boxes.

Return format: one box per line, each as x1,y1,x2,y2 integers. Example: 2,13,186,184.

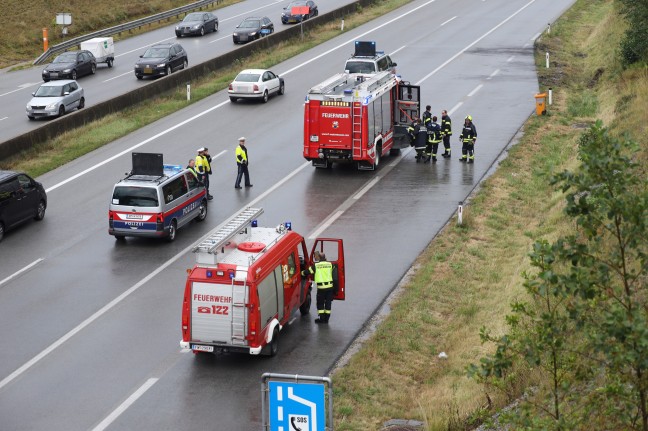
33,0,222,65
1,0,376,161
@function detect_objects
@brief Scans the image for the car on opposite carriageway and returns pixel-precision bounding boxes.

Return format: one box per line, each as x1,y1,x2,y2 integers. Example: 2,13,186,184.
134,43,188,79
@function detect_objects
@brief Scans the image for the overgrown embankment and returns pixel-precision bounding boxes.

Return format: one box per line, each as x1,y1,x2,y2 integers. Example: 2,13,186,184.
331,0,647,430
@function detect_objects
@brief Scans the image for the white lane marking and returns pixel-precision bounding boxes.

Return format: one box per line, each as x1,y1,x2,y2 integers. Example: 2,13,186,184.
531,32,541,41
0,85,39,98
390,45,407,55
488,69,500,79
308,210,344,240
0,162,309,391
507,55,515,62
45,98,229,193
19,82,40,88
103,71,134,83
448,101,463,116
353,177,380,200
91,378,158,431
467,84,483,97
441,16,457,26
209,34,234,44
523,42,530,48
211,149,226,159
45,0,436,192
115,37,176,58
415,0,538,85
0,258,44,288
0,116,8,121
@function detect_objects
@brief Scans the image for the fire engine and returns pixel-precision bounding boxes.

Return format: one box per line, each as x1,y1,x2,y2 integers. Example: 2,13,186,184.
303,70,420,170
180,207,345,356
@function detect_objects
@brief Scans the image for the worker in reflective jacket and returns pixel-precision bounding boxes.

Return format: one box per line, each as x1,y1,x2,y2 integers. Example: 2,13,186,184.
425,116,442,163
441,110,452,158
408,118,429,162
301,251,335,324
459,115,477,163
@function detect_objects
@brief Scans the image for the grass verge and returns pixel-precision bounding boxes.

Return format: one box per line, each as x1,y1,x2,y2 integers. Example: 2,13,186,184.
330,0,646,430
0,0,411,177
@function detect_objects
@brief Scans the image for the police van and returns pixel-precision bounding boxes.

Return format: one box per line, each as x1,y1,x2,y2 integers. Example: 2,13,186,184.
108,153,208,241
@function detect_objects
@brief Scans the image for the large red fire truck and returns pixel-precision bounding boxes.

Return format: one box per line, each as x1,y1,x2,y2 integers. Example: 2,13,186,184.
303,70,420,170
180,207,345,356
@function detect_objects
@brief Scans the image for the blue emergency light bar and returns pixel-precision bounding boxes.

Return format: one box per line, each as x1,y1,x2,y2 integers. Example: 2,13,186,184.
285,222,292,231
251,220,258,227
163,164,183,174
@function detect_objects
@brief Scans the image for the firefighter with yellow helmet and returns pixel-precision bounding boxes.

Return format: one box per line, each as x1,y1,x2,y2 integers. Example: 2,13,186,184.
459,115,477,163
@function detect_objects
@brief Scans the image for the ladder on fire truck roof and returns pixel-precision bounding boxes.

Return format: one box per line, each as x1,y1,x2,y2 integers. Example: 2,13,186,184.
193,207,263,256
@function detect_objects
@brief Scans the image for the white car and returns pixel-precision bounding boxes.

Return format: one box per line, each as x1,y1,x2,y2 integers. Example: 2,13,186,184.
228,69,285,103
26,80,85,119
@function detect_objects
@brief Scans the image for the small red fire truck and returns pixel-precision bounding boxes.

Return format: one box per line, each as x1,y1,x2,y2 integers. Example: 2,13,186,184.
180,207,345,356
303,70,420,170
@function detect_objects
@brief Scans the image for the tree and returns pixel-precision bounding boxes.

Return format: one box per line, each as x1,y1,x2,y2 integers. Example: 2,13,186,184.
617,0,648,65
471,121,648,430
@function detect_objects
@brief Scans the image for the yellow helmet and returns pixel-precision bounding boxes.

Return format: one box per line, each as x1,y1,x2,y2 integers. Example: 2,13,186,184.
466,115,472,121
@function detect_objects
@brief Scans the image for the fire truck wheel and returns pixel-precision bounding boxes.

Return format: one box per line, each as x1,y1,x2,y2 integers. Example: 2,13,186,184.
261,90,269,103
167,220,177,242
266,327,279,357
196,200,207,222
299,291,311,315
373,146,381,168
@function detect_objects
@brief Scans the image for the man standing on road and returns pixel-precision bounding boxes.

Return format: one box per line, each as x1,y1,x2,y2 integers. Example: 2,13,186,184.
301,251,335,324
422,105,432,126
441,109,452,158
195,148,213,199
459,115,477,163
186,159,198,178
234,137,252,189
425,116,442,163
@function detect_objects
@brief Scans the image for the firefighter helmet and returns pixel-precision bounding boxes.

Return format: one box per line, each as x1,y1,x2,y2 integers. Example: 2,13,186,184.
466,115,472,121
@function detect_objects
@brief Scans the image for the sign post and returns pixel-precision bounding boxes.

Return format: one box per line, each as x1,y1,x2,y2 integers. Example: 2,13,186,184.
262,373,333,431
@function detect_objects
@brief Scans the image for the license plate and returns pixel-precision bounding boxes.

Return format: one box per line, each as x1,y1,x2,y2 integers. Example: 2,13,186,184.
144,67,153,74
184,29,190,33
191,344,214,352
50,72,58,78
240,36,247,41
125,214,143,220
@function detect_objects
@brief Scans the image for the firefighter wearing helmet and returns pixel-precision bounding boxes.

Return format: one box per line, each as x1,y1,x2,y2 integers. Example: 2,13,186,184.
301,251,335,324
459,115,477,163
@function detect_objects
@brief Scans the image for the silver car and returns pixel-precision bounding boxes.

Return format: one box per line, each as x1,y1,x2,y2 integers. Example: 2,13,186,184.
26,80,85,120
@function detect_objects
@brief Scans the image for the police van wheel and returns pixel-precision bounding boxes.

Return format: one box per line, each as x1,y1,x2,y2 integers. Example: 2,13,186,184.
196,201,207,222
114,235,125,241
167,220,177,242
299,291,311,315
267,327,279,357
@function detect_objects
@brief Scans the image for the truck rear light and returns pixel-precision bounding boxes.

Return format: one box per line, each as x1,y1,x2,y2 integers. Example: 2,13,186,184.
109,211,114,221
157,213,164,223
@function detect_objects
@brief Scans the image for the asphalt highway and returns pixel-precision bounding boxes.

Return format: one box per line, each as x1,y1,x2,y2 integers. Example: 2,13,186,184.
0,0,353,143
0,0,575,429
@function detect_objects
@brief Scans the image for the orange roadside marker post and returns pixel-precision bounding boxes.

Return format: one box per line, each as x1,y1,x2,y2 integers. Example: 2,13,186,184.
535,92,547,116
43,28,48,52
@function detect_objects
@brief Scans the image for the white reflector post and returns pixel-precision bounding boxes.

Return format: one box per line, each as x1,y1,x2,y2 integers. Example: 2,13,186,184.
457,201,464,225
548,87,553,105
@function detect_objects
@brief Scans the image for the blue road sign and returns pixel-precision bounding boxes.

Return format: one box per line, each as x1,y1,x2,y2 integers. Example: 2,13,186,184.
269,381,325,431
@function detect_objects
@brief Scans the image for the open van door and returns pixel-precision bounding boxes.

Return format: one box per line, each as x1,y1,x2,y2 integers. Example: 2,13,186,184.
310,238,345,301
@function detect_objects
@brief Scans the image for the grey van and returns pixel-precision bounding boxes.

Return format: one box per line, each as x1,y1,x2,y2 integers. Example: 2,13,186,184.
108,164,207,241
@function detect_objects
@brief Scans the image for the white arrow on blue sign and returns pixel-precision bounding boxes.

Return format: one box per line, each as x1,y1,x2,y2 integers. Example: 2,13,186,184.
269,381,325,431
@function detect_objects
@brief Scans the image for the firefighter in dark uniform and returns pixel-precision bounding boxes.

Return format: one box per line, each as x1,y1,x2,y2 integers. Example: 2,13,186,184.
422,105,432,126
425,116,442,163
302,251,335,324
459,115,477,163
441,110,452,158
407,117,429,162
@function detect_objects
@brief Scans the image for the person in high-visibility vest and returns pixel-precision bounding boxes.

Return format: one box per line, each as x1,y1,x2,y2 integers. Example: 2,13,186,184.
195,148,213,199
459,115,477,163
301,251,335,324
425,116,442,163
186,159,198,178
234,137,252,189
441,109,452,158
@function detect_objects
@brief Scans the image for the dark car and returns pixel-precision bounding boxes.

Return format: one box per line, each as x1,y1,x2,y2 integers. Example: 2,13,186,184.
175,12,219,37
0,171,47,242
232,17,274,44
134,43,188,79
42,50,96,82
281,0,318,24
